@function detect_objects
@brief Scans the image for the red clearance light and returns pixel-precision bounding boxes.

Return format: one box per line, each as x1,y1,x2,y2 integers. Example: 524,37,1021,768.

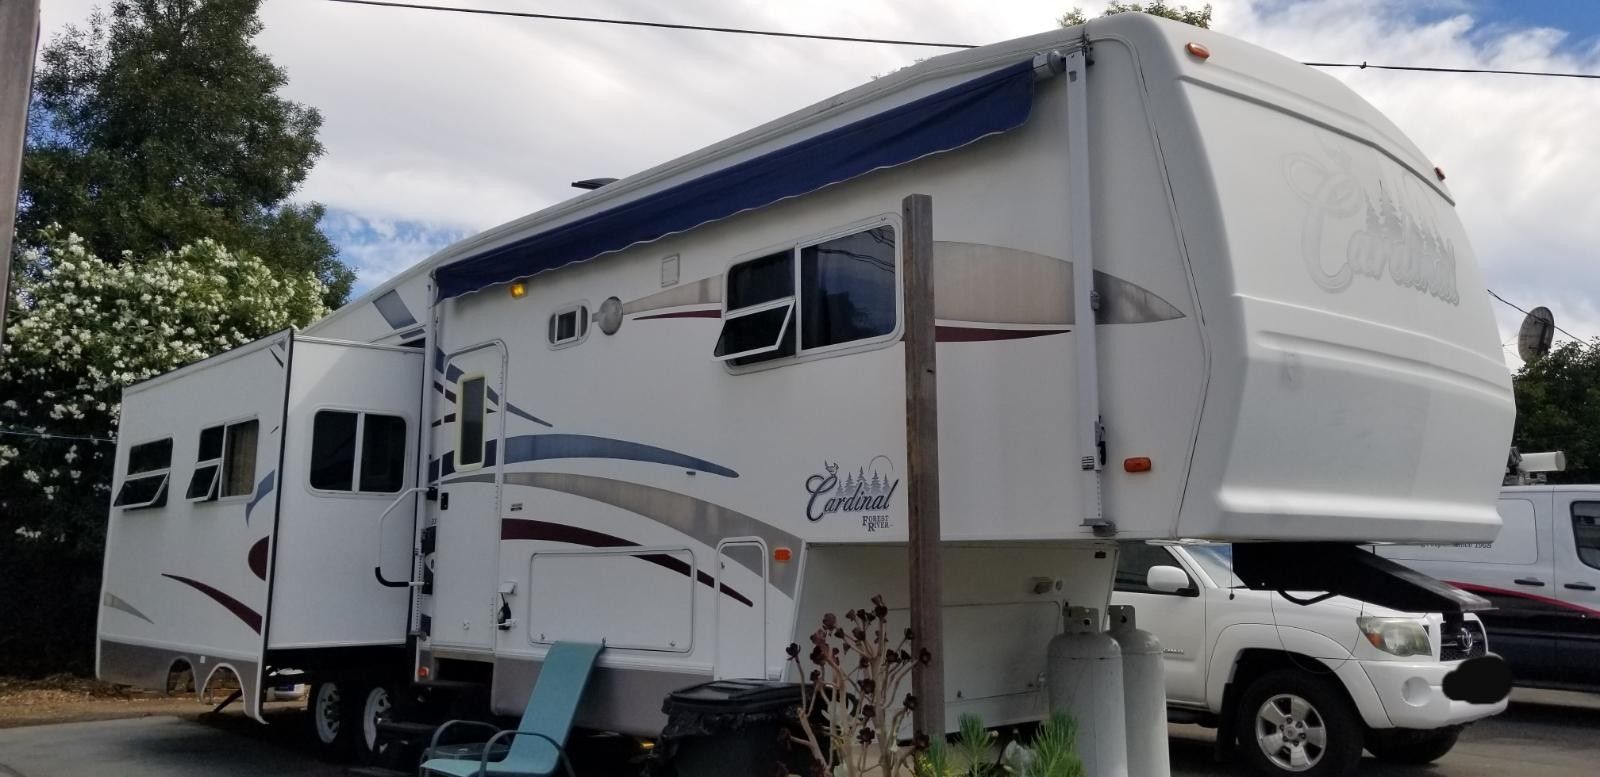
1123,457,1153,473
417,666,430,679
774,547,793,562
1185,42,1211,60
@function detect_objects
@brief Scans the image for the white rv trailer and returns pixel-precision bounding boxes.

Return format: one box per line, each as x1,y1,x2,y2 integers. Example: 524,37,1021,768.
98,12,1514,753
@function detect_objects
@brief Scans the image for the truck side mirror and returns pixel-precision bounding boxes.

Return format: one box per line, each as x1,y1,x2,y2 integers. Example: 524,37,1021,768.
1147,565,1194,595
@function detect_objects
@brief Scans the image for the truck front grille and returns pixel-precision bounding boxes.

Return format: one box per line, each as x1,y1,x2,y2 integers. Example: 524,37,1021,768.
1439,621,1487,661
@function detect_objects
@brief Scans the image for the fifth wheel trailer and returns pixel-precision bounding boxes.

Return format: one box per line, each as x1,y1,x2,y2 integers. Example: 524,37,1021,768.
98,11,1515,765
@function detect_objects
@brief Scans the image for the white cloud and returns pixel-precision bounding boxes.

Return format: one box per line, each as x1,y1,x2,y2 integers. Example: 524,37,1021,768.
33,0,1600,353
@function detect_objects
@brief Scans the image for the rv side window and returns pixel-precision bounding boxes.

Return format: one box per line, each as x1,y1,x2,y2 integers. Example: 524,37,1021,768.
309,411,408,493
547,305,589,347
715,250,795,365
185,425,225,501
114,438,172,510
458,376,487,469
1574,502,1600,570
310,411,359,491
220,420,259,498
799,225,897,349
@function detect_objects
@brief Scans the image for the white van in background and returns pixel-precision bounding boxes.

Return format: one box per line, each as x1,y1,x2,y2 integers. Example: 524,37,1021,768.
1376,486,1600,692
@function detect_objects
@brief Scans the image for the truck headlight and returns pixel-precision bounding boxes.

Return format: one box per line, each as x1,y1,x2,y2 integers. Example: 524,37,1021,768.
1357,616,1432,658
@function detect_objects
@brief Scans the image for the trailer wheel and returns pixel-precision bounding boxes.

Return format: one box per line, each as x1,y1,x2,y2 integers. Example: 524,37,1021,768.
307,678,355,759
355,681,398,764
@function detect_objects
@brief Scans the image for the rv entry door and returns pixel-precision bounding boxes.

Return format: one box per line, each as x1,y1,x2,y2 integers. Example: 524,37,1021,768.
428,342,506,651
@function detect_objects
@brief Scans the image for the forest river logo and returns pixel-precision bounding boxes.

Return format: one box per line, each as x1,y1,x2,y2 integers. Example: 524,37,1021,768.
1285,140,1459,306
805,457,899,531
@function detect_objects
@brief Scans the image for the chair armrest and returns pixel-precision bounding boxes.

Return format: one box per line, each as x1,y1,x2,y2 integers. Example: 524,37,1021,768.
427,719,503,753
480,729,576,777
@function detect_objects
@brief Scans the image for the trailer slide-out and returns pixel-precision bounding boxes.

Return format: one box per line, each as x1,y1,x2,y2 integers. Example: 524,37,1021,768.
98,12,1514,765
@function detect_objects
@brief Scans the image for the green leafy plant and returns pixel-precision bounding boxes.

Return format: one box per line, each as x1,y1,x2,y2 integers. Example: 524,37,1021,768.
1026,712,1085,777
953,714,994,776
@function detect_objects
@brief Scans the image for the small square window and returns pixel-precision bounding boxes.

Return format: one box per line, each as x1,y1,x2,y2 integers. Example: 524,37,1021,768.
359,415,408,493
547,306,589,347
310,411,359,491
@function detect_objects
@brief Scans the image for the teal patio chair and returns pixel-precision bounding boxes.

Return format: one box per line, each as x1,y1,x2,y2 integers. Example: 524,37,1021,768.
419,642,603,777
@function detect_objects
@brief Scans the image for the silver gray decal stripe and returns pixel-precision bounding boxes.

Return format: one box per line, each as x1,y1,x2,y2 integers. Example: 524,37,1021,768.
621,276,721,316
444,471,800,595
101,592,155,625
931,241,1185,325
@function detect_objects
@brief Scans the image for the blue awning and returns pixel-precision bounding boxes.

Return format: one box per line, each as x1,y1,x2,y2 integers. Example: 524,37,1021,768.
436,59,1041,300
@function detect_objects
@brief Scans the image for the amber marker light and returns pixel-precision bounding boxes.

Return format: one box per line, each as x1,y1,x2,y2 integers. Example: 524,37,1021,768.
774,547,793,562
1124,457,1153,473
510,282,527,299
1185,42,1211,60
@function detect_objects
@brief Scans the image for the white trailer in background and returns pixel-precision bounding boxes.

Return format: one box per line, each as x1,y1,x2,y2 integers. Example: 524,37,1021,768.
99,12,1515,770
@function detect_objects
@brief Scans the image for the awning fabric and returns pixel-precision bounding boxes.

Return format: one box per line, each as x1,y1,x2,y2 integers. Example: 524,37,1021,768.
435,59,1041,300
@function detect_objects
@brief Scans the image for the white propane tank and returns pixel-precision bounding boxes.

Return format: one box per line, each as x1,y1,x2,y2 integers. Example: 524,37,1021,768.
1047,606,1129,777
1108,605,1170,777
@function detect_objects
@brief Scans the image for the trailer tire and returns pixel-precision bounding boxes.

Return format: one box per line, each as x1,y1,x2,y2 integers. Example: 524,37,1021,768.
1235,670,1363,777
307,678,356,760
354,681,399,765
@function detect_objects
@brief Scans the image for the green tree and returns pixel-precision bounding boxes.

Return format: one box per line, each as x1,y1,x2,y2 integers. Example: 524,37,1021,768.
1060,1,1213,28
20,0,353,307
1512,340,1600,483
0,230,327,674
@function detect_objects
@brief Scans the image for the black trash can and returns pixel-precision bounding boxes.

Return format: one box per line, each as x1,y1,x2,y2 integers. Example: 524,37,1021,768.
657,679,812,777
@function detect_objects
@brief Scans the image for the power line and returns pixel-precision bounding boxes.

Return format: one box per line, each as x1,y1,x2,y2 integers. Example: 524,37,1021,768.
0,427,115,443
327,0,1600,80
1487,288,1584,341
324,0,981,49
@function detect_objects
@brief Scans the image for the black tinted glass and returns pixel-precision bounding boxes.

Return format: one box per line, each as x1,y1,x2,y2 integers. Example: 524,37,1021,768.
714,305,794,364
128,438,172,474
727,251,794,308
556,311,577,341
186,464,219,500
459,378,486,466
359,415,408,493
114,474,167,508
198,426,224,461
1575,502,1600,570
800,226,896,349
310,411,358,491
1114,542,1186,594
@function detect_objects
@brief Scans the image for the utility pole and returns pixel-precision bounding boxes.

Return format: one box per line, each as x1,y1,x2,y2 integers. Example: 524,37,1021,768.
901,192,944,740
0,0,42,352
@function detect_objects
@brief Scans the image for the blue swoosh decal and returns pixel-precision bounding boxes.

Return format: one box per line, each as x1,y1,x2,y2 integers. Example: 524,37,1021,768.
244,471,275,523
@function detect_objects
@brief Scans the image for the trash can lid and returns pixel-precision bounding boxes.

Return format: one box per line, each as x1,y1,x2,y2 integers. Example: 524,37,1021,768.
662,679,801,713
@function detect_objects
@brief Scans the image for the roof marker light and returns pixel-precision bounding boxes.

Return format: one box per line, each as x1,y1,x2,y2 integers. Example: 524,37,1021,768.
1185,42,1210,60
510,282,527,299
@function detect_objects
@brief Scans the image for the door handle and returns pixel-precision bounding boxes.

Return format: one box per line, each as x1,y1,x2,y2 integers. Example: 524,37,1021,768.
1565,582,1597,592
1514,578,1546,587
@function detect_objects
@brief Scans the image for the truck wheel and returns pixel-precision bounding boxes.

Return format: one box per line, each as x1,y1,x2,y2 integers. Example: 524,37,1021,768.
1235,670,1364,777
307,678,355,759
1364,726,1461,764
355,681,399,765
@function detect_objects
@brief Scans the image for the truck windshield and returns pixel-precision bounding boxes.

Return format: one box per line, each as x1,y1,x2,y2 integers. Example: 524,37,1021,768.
1187,544,1238,587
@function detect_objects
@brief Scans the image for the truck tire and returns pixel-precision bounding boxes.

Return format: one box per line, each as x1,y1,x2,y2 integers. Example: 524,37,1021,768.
1235,670,1364,777
1364,726,1461,764
307,678,355,760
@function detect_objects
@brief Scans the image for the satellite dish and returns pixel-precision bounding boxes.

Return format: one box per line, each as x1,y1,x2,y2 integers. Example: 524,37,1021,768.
1517,306,1555,362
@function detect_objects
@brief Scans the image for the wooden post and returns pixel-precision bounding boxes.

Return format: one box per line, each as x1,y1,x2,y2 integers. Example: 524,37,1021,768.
0,0,42,351
902,192,944,740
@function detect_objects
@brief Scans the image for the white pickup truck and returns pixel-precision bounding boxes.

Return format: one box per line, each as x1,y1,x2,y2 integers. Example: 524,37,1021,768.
1111,542,1506,777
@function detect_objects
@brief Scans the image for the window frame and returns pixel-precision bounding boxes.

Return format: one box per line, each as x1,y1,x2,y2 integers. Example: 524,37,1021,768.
215,417,260,503
1572,501,1600,572
115,436,173,511
546,302,591,350
719,213,902,374
185,424,225,503
454,373,489,473
304,407,410,497
711,297,796,363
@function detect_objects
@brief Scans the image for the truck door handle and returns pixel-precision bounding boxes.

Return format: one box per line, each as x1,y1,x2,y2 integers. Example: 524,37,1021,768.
1565,582,1597,591
1514,578,1546,587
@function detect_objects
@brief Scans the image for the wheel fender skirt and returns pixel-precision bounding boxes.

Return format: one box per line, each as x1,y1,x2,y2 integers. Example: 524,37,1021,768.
1231,543,1491,613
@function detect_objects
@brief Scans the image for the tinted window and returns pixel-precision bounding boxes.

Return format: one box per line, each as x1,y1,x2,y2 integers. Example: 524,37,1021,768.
714,305,794,362
359,415,408,493
1114,542,1190,595
221,420,259,497
128,439,172,474
1574,502,1600,570
800,226,896,349
459,377,486,468
198,426,224,461
186,464,219,501
114,475,167,508
727,251,793,308
310,411,358,491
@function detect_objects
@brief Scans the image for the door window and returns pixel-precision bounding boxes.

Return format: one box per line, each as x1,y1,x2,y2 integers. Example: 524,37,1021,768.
457,376,487,469
1115,542,1193,595
1573,502,1600,570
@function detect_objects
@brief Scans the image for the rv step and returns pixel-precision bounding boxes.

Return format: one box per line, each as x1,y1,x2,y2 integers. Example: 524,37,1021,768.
345,767,411,777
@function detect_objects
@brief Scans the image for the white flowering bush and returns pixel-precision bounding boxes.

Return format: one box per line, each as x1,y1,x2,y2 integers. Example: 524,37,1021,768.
1,228,328,551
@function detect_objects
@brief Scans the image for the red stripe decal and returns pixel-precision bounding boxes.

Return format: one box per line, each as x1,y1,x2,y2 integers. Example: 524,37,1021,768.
247,537,269,581
1446,580,1600,617
936,326,1069,342
634,309,722,320
162,574,262,633
502,518,752,607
